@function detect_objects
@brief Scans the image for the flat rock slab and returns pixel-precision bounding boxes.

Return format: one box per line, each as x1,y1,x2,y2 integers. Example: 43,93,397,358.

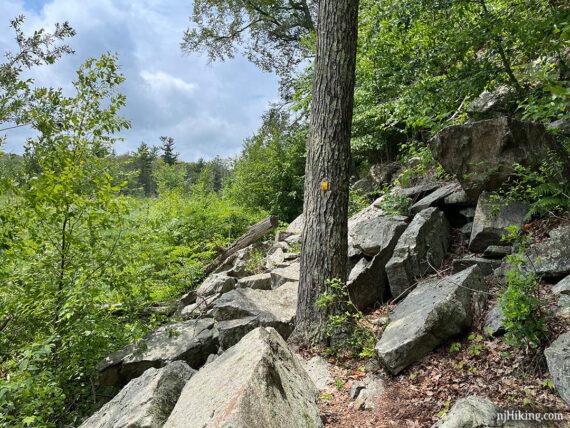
237,272,273,290
300,355,334,392
386,207,450,298
545,332,570,405
81,361,195,428
271,262,300,288
483,245,513,259
209,281,298,343
527,224,570,280
348,208,408,257
164,327,322,428
195,273,236,298
452,255,501,276
469,192,528,253
97,318,218,387
409,183,461,214
376,266,485,374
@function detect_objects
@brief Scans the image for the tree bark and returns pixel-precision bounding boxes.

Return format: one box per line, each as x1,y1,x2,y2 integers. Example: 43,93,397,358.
203,215,278,276
292,0,359,346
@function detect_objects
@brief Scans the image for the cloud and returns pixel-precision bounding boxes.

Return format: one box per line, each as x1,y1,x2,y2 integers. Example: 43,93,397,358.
1,0,279,160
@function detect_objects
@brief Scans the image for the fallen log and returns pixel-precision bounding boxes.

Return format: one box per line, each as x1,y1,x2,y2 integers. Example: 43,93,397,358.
203,215,278,276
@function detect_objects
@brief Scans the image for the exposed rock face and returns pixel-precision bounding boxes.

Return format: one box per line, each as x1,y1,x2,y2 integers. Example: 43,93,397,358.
376,266,485,374
348,209,408,257
526,224,570,280
164,327,322,428
237,272,273,290
270,262,300,288
452,255,501,276
386,208,450,298
469,192,528,253
553,276,570,295
545,332,570,405
433,395,536,427
209,281,298,343
80,361,194,428
300,355,334,392
431,117,569,200
409,183,461,215
180,294,219,320
97,318,218,387
195,273,237,298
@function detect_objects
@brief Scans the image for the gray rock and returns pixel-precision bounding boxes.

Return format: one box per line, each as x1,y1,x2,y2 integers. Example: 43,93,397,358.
270,262,300,288
301,355,334,392
484,303,506,336
545,332,570,405
348,208,408,257
286,213,304,235
526,224,570,280
469,192,528,253
216,316,260,350
466,85,516,118
209,281,297,342
397,183,441,201
164,327,322,428
352,374,384,410
97,318,218,387
376,266,486,374
555,295,570,317
444,189,470,207
352,176,376,194
347,215,408,308
433,395,537,427
370,162,402,186
196,273,237,299
553,276,570,296
237,272,273,290
349,381,366,400
409,183,462,215
386,208,450,298
431,117,570,200
483,245,513,259
80,361,195,428
452,255,501,276
459,207,476,219
266,247,288,270
461,222,473,240
180,294,220,320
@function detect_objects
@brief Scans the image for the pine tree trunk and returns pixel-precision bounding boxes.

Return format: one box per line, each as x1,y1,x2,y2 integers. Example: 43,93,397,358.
292,0,359,346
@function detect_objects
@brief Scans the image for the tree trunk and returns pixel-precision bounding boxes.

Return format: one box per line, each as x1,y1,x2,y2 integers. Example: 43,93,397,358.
292,0,359,346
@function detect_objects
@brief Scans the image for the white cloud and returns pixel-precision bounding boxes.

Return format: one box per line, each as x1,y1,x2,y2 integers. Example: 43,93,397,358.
1,0,279,160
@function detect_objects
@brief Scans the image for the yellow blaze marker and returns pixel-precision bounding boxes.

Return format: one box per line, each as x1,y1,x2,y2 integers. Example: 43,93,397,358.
321,180,329,191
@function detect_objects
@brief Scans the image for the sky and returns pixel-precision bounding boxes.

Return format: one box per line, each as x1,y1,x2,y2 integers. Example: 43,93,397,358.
0,0,280,161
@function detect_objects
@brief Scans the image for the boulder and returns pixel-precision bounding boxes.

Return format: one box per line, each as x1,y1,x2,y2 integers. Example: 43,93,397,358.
431,117,569,200
484,302,506,336
545,332,570,404
409,183,462,215
376,266,485,374
351,374,384,410
370,162,402,186
466,85,516,119
526,224,570,280
164,327,322,428
209,281,297,342
286,213,304,235
80,361,194,428
195,273,236,298
216,316,260,350
97,318,218,387
433,395,536,427
483,245,513,259
348,208,408,257
386,208,450,298
266,247,288,270
352,176,376,194
180,294,219,320
300,355,334,392
397,183,441,201
452,255,501,276
469,192,528,253
237,272,273,290
553,276,570,296
271,262,300,289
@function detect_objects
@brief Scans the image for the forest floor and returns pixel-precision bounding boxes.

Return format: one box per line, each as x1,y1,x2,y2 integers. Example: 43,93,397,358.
317,218,570,428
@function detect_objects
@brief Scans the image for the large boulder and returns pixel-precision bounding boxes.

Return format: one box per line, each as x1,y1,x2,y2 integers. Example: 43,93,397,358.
468,192,528,253
409,183,462,215
179,294,220,320
237,272,273,290
271,262,300,288
370,161,402,186
376,266,485,374
209,281,298,344
195,273,236,298
526,224,570,280
80,361,194,428
466,85,516,119
286,213,305,235
431,117,570,200
164,327,322,428
433,395,537,427
385,207,450,298
348,207,408,257
97,318,218,387
545,332,570,405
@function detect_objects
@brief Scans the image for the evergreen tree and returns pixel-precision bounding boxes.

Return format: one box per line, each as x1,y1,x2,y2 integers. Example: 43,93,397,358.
160,136,178,166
